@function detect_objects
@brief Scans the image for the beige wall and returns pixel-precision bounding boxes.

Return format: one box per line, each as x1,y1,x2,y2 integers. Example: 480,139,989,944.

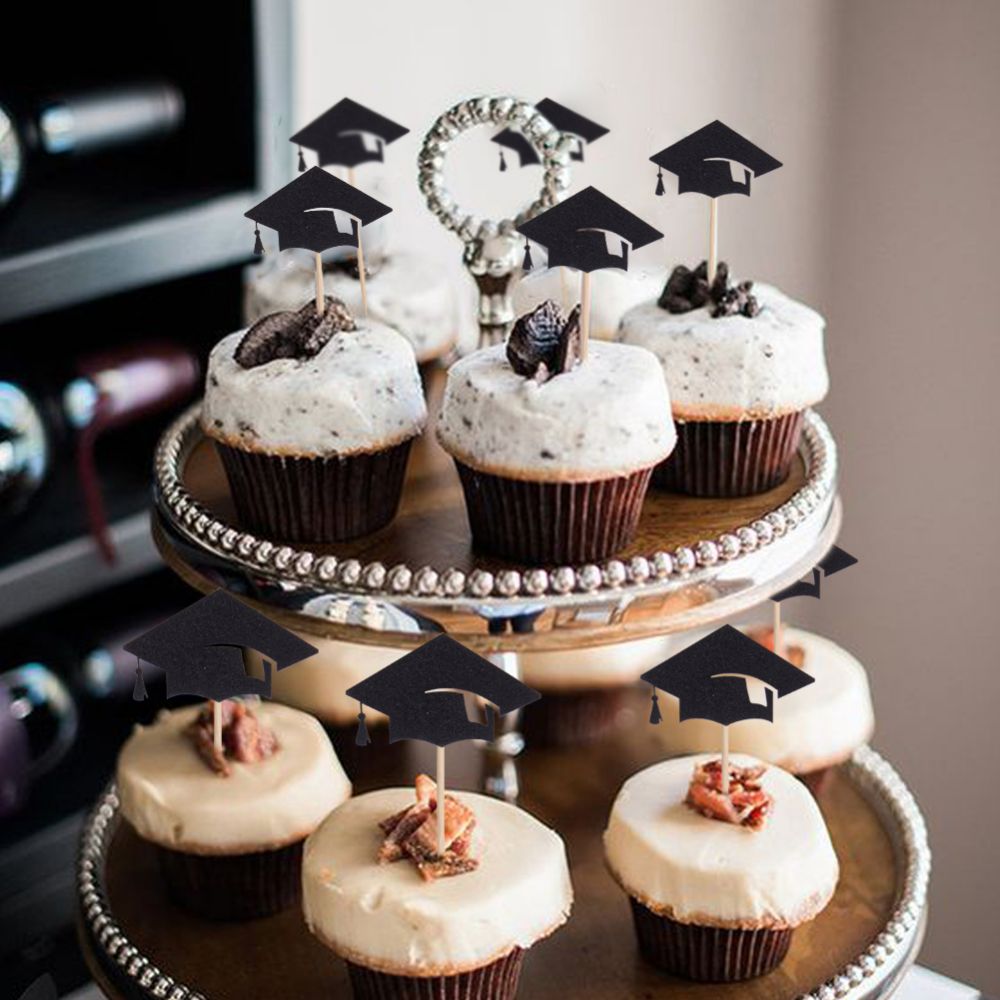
294,0,999,989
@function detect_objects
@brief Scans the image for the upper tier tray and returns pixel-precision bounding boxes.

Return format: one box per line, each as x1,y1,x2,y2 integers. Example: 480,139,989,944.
152,371,840,651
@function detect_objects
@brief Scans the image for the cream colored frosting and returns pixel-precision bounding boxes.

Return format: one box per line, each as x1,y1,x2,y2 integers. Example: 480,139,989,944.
245,251,458,363
202,321,427,456
521,635,677,692
117,703,351,854
513,267,663,341
653,628,874,773
436,341,676,480
604,754,838,929
303,788,573,975
617,283,828,420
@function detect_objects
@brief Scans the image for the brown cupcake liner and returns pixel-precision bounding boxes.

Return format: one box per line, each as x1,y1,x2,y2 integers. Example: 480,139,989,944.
521,688,627,747
454,461,653,565
654,411,804,497
345,948,524,1000
629,897,792,982
156,839,303,921
214,438,413,544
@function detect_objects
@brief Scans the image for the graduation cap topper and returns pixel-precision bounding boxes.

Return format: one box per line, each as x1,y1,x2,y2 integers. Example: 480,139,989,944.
124,590,318,703
771,545,858,602
291,97,409,170
651,119,782,199
517,186,663,274
493,98,609,170
346,635,540,748
245,166,392,257
642,624,814,728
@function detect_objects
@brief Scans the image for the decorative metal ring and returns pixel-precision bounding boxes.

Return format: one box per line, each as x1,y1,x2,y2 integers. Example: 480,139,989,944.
417,96,571,246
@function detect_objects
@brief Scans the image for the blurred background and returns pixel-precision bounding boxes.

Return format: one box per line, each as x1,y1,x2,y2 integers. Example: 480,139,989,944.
0,0,997,995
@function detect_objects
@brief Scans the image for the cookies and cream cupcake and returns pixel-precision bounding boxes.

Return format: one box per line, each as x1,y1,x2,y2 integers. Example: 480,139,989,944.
303,776,573,999
653,626,874,794
604,754,838,981
245,250,458,365
117,701,350,920
437,301,675,564
618,263,828,496
202,297,426,543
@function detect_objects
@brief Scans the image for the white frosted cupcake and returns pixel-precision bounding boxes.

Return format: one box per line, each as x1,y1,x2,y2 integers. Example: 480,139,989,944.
437,301,675,564
604,754,838,981
303,777,573,999
618,263,828,496
202,297,426,542
245,250,458,364
117,701,351,920
653,626,874,794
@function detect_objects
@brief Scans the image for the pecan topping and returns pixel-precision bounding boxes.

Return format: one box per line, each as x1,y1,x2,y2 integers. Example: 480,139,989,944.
507,300,582,383
658,260,760,318
745,626,806,668
377,774,479,881
234,296,356,368
686,759,773,830
186,701,279,777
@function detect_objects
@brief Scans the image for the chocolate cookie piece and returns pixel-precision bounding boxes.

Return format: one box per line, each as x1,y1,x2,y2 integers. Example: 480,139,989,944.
506,299,583,383
552,304,582,376
658,260,759,317
235,297,357,368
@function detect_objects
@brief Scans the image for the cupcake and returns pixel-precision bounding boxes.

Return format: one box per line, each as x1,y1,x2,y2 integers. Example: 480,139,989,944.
202,296,427,543
653,626,874,795
437,301,675,564
617,262,828,496
519,635,675,746
303,775,573,999
604,754,838,981
117,701,351,920
245,250,458,366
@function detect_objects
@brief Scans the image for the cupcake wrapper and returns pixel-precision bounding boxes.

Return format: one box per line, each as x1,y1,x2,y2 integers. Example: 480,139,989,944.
454,462,653,565
214,438,413,543
157,839,303,921
346,949,524,1000
629,898,792,982
521,688,627,748
654,412,804,498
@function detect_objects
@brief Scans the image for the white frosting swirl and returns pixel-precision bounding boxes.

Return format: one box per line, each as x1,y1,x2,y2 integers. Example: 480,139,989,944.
617,283,828,420
117,703,351,853
604,754,838,928
436,342,675,480
245,252,458,362
302,788,573,975
202,321,427,456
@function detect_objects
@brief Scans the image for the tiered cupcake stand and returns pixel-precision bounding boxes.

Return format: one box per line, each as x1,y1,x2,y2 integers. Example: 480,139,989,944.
77,97,929,1000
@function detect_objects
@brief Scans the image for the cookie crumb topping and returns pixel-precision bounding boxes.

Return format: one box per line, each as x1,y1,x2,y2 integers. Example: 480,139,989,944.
234,297,356,368
506,299,582,383
658,261,760,318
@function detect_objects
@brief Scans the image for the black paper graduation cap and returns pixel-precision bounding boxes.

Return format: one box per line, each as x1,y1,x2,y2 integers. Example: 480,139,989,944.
345,635,540,747
492,98,609,170
517,186,663,273
771,545,859,602
17,975,57,1000
124,590,318,703
245,166,392,256
651,119,782,198
642,624,813,727
291,97,409,170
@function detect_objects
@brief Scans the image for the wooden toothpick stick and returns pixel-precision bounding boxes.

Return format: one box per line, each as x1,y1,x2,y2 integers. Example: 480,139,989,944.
346,167,369,318
720,724,730,795
579,271,592,361
773,601,784,660
213,700,223,754
435,745,446,855
314,252,325,315
707,197,719,286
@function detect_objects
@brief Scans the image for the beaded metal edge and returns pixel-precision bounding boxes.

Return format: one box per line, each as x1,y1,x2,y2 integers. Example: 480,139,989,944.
153,403,837,603
77,747,929,1000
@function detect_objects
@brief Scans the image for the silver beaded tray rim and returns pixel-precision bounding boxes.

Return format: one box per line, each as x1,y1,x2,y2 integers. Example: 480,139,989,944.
76,745,929,1000
154,403,837,605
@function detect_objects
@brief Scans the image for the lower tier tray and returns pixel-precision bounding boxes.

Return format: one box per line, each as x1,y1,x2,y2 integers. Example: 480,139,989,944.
77,712,929,1000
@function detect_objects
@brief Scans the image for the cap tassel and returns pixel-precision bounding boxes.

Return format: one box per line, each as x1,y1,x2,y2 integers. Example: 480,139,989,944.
297,146,306,172
655,167,665,197
252,224,264,257
648,686,662,725
132,659,148,702
355,702,371,746
522,238,533,272
499,148,507,172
